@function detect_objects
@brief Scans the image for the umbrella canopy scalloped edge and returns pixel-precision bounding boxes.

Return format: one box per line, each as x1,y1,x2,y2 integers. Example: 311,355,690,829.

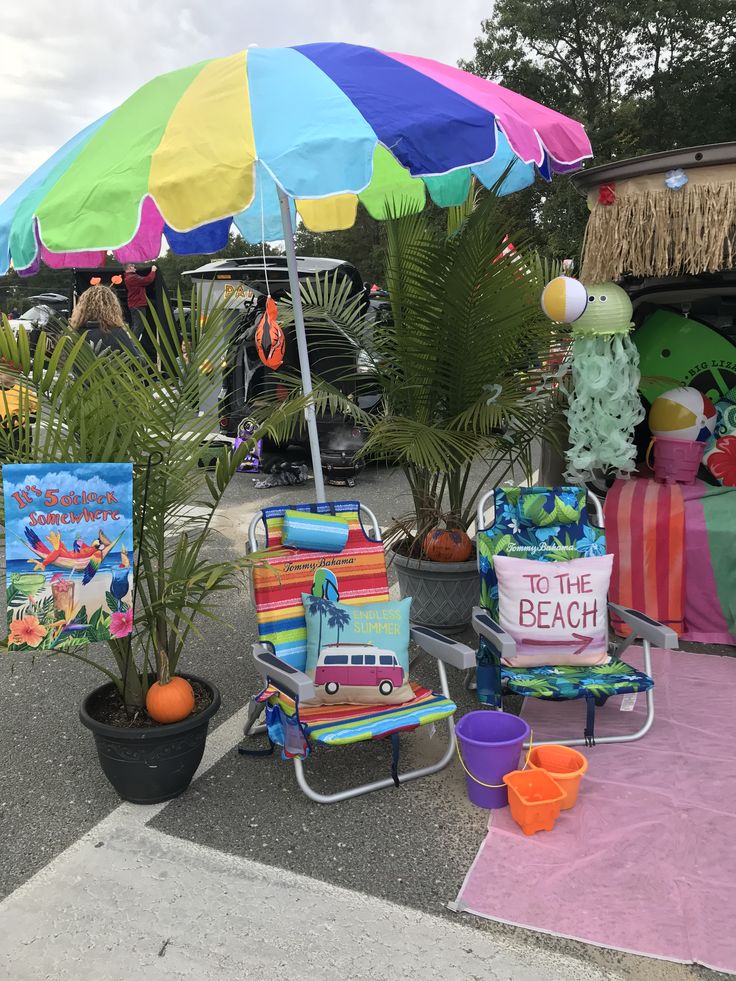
0,42,592,275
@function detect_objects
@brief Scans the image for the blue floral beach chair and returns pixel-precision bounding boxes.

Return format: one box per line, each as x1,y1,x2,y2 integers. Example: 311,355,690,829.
472,486,678,746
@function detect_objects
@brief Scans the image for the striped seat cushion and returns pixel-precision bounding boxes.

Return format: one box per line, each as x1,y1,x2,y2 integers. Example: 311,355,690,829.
259,683,457,746
252,501,389,671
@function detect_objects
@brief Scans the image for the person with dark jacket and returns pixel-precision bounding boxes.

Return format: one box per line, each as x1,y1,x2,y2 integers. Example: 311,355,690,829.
70,285,141,360
124,263,156,339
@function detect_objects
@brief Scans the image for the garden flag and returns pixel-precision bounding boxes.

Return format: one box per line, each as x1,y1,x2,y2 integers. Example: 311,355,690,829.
3,463,134,651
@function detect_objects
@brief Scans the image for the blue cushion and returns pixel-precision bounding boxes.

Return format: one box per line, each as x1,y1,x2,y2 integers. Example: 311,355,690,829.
282,508,349,553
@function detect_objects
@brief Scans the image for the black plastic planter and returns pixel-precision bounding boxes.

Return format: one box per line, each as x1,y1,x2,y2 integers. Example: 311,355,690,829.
79,674,221,805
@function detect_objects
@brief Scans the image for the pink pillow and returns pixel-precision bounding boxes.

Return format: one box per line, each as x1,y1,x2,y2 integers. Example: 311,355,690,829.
494,554,613,667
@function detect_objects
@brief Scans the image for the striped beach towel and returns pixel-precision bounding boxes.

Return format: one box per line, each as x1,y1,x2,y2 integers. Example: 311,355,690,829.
251,500,456,752
258,682,456,746
252,501,390,668
605,479,685,637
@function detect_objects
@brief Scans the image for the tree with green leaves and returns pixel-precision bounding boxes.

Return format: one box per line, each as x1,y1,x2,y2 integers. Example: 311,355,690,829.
271,192,564,552
295,207,386,286
461,0,736,257
0,292,310,710
154,233,283,294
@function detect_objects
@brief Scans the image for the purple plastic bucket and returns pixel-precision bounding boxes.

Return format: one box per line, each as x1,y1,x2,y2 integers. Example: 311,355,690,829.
455,710,530,808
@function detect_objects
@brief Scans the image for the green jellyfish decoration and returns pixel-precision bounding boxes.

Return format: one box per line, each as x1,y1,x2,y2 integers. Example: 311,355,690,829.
541,277,644,481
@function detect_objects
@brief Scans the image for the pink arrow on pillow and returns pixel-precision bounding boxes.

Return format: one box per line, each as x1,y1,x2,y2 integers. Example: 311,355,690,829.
523,634,594,656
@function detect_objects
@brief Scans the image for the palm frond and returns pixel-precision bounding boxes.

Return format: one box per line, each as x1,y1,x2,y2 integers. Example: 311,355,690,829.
270,192,567,546
0,288,285,708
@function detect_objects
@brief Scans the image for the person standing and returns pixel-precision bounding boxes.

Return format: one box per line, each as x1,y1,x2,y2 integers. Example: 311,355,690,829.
70,284,141,360
123,263,156,339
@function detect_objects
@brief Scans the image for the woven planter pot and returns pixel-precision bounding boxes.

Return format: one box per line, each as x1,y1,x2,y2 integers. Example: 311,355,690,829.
392,549,478,635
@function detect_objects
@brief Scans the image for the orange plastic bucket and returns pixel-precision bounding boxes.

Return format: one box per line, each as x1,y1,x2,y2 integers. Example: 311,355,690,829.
503,769,565,835
528,744,588,810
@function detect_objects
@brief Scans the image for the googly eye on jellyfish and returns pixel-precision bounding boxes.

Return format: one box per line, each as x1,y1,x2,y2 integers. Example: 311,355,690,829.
541,276,645,482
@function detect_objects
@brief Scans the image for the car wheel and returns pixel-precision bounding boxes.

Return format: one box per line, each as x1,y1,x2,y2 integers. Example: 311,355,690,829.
325,681,339,695
378,679,394,696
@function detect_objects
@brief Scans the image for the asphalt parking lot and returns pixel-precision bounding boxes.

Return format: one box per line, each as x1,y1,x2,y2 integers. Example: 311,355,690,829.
1,460,730,980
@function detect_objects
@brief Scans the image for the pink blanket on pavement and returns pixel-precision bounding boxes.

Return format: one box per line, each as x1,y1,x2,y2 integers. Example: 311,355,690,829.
454,648,736,974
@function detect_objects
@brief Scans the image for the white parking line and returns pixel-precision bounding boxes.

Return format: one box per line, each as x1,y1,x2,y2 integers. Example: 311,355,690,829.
0,701,615,981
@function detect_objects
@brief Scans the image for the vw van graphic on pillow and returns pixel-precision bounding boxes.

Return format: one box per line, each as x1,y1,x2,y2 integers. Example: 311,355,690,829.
303,594,414,705
314,644,404,697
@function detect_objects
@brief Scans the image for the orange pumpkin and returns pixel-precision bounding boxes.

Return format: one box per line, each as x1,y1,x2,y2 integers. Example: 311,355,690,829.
146,675,195,724
422,527,473,563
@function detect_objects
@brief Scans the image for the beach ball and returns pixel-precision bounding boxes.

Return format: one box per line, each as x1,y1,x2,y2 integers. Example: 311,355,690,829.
649,387,717,442
541,276,588,324
572,282,633,336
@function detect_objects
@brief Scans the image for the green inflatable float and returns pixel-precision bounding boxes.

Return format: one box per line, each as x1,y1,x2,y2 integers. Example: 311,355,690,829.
634,309,736,405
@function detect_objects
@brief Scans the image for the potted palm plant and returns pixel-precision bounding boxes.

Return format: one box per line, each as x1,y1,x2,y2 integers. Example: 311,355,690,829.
0,296,302,803
273,192,564,631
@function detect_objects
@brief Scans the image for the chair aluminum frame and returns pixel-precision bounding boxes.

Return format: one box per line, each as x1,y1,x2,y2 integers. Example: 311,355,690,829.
473,487,677,748
242,504,474,803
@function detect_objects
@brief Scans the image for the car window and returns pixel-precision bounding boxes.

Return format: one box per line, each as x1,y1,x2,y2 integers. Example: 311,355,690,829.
323,655,348,665
379,655,394,665
350,655,364,665
364,655,375,665
20,306,50,323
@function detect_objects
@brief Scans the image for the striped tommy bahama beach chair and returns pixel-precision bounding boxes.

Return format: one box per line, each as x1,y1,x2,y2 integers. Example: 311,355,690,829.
240,500,475,804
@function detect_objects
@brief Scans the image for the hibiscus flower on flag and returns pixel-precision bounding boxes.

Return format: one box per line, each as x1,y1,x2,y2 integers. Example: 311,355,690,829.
9,615,47,648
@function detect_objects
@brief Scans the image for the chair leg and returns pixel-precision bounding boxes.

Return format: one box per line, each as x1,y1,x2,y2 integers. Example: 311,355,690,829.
293,719,457,804
524,640,656,748
292,657,458,805
243,696,266,738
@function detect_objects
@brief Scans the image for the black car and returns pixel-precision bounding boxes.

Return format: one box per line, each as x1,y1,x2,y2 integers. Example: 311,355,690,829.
184,256,377,482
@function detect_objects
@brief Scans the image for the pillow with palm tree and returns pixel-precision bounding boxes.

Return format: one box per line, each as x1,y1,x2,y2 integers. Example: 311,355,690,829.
302,595,414,705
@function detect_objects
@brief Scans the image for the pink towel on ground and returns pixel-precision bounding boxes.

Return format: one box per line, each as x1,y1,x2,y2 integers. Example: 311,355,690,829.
454,648,736,975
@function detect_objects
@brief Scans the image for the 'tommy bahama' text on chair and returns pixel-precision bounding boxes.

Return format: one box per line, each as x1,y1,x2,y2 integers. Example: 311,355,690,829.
471,486,678,747
241,500,475,803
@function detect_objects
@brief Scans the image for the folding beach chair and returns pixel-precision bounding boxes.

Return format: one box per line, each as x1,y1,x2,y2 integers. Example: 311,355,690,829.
241,500,475,804
471,485,678,747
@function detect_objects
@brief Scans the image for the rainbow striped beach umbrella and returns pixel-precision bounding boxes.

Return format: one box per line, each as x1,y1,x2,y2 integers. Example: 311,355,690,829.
0,42,592,499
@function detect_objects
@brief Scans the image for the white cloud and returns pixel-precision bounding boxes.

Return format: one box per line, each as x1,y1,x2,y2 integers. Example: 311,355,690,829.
0,0,490,200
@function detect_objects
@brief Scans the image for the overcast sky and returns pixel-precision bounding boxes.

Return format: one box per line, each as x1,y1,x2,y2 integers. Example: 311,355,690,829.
0,0,491,201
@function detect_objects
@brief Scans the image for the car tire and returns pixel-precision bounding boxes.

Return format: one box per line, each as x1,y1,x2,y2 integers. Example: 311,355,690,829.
325,681,339,695
378,680,394,696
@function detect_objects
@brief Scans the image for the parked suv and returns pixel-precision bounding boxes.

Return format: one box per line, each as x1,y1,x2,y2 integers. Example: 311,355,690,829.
541,143,736,489
184,255,377,482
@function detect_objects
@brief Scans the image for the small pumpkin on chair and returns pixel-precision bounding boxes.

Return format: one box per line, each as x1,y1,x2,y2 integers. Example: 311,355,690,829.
423,526,473,563
146,651,195,724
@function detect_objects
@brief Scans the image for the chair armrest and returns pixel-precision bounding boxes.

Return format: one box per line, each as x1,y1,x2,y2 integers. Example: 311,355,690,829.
410,625,476,670
472,606,517,659
252,642,315,702
608,604,679,650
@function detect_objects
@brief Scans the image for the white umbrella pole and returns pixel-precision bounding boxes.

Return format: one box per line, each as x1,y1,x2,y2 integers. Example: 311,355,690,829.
277,186,327,503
